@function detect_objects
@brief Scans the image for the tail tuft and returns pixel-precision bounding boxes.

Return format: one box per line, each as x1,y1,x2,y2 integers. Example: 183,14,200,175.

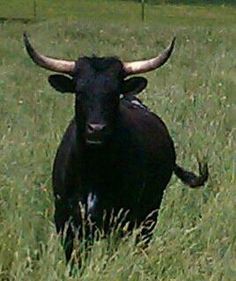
174,161,208,188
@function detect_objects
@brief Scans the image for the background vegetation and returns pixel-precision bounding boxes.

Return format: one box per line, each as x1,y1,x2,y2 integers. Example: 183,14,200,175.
127,0,236,5
0,0,235,280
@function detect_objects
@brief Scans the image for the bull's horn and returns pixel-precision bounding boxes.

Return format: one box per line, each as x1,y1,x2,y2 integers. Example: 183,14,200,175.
123,37,176,75
23,32,76,74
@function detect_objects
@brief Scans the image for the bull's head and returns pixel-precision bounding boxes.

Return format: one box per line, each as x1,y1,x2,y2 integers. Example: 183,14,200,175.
23,33,175,145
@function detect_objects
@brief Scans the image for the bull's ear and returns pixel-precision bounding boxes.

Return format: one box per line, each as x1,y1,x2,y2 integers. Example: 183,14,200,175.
48,75,74,93
122,77,147,96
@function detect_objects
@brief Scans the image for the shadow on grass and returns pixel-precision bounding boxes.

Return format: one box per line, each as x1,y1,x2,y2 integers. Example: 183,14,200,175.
0,17,35,24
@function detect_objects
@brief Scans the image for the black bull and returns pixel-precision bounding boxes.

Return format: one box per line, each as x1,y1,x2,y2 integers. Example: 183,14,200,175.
23,33,208,262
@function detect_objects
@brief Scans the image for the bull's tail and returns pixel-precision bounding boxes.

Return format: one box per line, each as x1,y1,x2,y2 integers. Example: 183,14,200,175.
174,161,208,188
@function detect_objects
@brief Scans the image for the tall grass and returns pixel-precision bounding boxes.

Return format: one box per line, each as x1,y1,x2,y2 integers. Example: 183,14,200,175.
0,1,235,280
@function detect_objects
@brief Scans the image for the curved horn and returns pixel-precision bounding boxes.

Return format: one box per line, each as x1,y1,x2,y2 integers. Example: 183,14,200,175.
23,32,76,74
123,37,176,75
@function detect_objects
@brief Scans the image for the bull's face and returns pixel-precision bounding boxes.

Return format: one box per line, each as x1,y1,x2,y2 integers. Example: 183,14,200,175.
75,58,123,145
48,58,147,145
23,33,175,145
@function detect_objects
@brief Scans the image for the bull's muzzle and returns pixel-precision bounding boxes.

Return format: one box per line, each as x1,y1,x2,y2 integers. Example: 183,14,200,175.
86,123,107,145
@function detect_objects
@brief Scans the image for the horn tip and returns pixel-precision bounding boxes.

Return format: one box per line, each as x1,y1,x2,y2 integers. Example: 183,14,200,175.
23,31,28,41
23,32,30,48
166,36,176,55
170,36,176,48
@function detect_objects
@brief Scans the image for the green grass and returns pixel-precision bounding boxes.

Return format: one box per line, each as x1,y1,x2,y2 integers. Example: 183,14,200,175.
0,1,235,280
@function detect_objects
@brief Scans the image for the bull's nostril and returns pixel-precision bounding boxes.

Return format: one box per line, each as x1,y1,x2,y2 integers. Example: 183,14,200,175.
97,124,106,131
87,123,95,134
87,123,106,134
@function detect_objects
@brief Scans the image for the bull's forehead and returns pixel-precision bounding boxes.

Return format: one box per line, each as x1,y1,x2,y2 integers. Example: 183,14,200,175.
76,73,121,95
75,57,123,93
76,56,124,76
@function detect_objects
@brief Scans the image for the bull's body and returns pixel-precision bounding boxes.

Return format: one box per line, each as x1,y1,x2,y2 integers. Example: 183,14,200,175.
53,98,175,260
23,33,208,263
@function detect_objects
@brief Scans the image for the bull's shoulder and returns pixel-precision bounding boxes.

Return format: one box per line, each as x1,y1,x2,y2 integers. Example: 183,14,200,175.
52,118,77,191
119,96,174,150
59,118,77,146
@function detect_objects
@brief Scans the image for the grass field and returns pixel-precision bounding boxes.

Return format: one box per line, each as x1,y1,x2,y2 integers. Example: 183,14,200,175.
0,1,235,280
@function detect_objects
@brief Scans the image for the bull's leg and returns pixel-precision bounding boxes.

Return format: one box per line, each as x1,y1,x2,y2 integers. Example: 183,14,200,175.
55,201,98,268
54,200,75,263
63,224,75,263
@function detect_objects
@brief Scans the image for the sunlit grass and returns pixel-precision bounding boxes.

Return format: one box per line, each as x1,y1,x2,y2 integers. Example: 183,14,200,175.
0,1,235,280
